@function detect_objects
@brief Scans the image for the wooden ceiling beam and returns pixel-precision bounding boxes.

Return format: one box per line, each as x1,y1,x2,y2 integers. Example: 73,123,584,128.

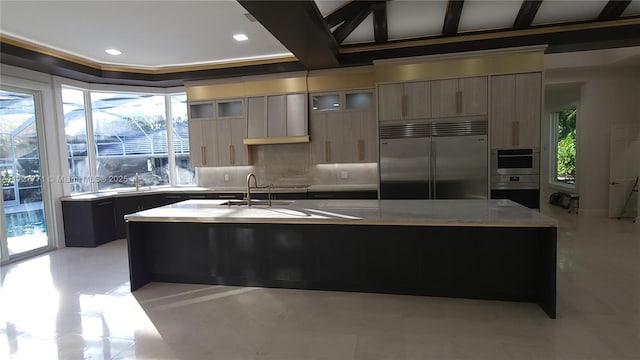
332,4,374,44
372,1,388,43
598,0,631,21
514,0,543,30
442,0,465,36
237,0,339,69
324,1,372,28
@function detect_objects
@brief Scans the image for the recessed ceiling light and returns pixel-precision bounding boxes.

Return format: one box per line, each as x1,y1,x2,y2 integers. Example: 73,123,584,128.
105,49,122,56
233,34,248,42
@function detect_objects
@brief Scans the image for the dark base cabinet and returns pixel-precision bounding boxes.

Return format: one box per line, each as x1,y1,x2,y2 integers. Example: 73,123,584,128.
307,191,377,199
62,200,116,247
491,189,540,209
127,221,557,318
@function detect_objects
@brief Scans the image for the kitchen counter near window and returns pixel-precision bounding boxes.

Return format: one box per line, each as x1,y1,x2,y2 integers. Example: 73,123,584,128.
59,184,379,201
126,199,557,318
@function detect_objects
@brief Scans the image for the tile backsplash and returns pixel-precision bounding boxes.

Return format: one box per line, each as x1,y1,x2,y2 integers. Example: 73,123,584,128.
197,143,377,188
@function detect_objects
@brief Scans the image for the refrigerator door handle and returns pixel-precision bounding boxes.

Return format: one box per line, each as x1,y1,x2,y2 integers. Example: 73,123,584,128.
431,140,436,199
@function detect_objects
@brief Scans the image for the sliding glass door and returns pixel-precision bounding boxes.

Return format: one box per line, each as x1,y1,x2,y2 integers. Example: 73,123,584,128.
0,88,50,261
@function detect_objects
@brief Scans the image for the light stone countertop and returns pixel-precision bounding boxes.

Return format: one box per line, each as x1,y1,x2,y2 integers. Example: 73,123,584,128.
60,184,378,201
124,199,557,228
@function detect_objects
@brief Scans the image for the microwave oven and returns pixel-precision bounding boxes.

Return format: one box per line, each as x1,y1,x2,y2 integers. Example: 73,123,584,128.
491,148,539,175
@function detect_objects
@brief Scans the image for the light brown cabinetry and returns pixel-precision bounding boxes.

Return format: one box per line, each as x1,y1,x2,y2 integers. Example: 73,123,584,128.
310,91,376,164
187,99,249,167
490,72,541,149
431,76,488,118
246,93,308,143
378,81,431,121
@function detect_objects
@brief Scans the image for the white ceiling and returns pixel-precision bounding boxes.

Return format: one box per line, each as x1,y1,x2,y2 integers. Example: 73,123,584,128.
1,0,639,70
0,0,292,69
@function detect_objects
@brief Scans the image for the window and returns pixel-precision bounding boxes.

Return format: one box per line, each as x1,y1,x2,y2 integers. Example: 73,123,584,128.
91,92,169,190
60,85,191,193
170,94,194,185
552,107,577,185
61,87,91,193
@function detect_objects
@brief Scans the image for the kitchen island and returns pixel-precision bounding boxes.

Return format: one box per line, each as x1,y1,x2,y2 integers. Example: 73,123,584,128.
125,199,557,318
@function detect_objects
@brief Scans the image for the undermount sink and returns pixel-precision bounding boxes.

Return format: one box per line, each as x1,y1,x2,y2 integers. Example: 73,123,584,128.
221,199,293,207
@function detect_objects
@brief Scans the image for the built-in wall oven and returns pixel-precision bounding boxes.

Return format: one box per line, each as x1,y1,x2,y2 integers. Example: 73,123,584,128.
490,149,540,208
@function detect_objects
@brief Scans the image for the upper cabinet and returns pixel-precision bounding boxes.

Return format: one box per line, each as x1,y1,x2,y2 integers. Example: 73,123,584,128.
431,76,488,118
245,93,309,144
490,72,542,149
187,99,249,167
378,81,431,122
310,90,376,164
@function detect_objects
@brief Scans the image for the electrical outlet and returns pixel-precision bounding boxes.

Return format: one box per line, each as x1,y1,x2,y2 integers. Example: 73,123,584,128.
340,171,349,179
224,174,229,182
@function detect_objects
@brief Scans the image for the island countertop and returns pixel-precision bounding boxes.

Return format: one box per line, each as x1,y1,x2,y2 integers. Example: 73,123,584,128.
124,199,557,228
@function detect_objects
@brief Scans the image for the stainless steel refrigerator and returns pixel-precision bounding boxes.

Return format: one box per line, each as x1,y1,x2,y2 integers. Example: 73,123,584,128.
379,120,488,199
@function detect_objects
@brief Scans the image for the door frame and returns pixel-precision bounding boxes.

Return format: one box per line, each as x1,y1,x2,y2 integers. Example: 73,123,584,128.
0,81,58,265
608,124,640,218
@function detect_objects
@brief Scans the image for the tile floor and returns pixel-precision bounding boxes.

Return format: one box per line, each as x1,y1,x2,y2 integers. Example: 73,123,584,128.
1,205,639,360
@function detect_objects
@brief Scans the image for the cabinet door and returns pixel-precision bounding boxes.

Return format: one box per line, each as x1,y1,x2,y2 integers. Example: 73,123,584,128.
201,119,218,166
490,74,516,149
230,118,249,165
267,95,286,137
92,200,116,246
326,112,349,163
247,96,267,139
309,112,327,164
310,113,328,164
216,119,232,166
188,119,204,166
431,78,459,118
188,102,214,120
286,93,307,136
515,73,541,149
378,83,404,121
350,109,377,162
217,99,244,118
459,76,488,116
404,81,431,120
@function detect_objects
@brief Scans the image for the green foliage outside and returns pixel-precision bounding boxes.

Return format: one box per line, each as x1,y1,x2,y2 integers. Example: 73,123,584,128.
556,108,576,183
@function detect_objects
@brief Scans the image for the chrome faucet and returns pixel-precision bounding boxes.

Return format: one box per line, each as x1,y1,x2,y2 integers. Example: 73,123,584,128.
246,173,257,206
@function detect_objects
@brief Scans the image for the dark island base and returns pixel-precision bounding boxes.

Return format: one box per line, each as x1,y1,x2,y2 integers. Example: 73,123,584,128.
127,222,556,318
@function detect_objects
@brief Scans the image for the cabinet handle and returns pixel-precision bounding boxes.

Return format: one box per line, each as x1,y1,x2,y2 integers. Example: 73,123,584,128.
456,91,462,114
229,145,235,165
357,139,365,161
325,141,332,162
401,95,408,118
217,195,237,199
201,146,207,165
96,201,112,206
512,121,520,147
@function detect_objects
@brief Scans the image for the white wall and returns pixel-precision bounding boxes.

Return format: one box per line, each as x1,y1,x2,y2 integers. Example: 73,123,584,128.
544,66,640,216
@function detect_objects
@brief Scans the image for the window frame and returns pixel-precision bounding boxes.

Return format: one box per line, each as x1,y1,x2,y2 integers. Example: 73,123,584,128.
548,102,578,191
54,78,190,194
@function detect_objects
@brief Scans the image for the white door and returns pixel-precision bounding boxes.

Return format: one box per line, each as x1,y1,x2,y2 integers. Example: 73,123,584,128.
0,87,52,261
608,124,640,218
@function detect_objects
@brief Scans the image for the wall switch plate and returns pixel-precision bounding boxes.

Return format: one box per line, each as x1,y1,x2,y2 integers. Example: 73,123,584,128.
340,171,348,179
224,174,229,182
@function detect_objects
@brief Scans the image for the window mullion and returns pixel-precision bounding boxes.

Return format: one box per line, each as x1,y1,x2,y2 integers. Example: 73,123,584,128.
84,91,98,192
166,95,176,187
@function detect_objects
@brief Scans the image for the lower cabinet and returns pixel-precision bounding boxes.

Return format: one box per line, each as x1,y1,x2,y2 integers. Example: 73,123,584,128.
307,191,377,199
62,199,116,247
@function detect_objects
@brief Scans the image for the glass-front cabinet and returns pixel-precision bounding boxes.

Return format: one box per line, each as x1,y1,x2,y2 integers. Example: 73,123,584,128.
310,90,376,164
312,94,341,111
